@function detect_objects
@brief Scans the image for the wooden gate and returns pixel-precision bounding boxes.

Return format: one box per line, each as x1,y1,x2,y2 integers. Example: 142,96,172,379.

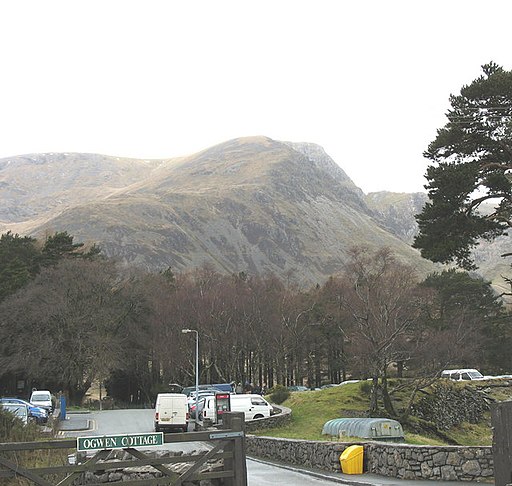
0,412,247,486
491,401,512,486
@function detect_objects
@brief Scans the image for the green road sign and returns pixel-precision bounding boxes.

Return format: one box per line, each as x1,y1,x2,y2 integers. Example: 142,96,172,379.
77,432,164,451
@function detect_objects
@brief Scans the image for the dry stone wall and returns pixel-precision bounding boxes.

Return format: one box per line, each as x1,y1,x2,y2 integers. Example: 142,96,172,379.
411,383,492,430
246,436,494,482
73,448,222,485
247,436,346,472
366,443,493,481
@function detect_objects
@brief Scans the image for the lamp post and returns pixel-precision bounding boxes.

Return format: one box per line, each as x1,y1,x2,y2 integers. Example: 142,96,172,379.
181,328,199,429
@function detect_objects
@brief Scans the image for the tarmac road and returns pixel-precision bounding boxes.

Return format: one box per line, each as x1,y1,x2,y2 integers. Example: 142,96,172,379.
58,410,485,486
59,409,206,454
59,409,345,484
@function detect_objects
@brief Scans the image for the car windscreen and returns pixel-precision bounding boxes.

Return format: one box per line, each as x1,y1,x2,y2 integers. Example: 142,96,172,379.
468,371,483,379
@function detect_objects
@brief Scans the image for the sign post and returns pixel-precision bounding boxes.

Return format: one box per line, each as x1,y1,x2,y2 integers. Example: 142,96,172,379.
77,432,164,452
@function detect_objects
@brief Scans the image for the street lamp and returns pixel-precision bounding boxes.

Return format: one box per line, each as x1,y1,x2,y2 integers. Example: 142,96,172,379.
181,328,199,430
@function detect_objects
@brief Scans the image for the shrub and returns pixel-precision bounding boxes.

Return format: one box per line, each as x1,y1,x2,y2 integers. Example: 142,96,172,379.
0,408,41,442
359,381,372,395
269,385,290,405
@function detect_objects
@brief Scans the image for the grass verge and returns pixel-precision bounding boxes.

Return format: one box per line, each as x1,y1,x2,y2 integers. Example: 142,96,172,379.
254,380,499,446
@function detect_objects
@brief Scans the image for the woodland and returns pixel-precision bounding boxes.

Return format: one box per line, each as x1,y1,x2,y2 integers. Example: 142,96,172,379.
0,230,509,416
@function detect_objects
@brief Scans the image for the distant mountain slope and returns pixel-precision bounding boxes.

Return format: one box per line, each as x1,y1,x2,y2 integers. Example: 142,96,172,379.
0,152,165,229
365,191,511,296
365,191,428,243
0,137,436,286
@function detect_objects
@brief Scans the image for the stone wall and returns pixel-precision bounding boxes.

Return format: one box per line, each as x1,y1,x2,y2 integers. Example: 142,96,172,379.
411,383,491,430
246,436,494,482
78,467,220,485
246,436,347,472
73,449,222,485
366,442,494,481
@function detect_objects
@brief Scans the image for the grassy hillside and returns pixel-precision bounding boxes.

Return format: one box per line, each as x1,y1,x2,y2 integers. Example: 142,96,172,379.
256,380,512,446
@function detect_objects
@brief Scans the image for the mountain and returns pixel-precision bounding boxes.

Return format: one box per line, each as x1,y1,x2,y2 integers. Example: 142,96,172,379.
1,137,438,286
365,191,428,243
365,192,511,296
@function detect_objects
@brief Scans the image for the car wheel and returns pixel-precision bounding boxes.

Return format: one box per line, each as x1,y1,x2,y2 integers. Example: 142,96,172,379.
253,414,264,419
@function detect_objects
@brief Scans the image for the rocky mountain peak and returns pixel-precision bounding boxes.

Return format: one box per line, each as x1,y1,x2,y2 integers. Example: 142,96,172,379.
0,137,438,286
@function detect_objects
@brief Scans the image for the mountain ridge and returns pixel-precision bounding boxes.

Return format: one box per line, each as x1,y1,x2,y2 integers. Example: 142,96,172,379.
0,137,443,286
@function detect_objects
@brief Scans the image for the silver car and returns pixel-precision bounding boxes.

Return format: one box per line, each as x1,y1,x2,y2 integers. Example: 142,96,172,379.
2,403,29,425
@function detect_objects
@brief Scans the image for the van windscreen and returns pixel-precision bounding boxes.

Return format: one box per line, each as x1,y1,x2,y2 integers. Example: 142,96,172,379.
31,393,49,400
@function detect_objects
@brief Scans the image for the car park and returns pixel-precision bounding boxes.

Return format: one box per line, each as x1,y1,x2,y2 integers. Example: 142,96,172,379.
0,398,48,424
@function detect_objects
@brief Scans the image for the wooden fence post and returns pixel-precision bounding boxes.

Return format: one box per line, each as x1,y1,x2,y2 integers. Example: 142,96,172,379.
491,401,512,486
222,412,247,486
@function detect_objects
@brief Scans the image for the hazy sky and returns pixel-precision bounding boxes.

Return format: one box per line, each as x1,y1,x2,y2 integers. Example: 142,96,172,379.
1,1,510,194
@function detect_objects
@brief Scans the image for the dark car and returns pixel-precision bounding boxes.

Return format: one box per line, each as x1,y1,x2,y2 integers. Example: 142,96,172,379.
0,398,48,424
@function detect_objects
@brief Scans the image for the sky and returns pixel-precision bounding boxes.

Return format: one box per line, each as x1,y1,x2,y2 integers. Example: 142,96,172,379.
1,1,511,194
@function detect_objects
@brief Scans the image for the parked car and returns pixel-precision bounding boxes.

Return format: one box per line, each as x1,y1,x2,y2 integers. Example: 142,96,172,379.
189,397,206,420
1,403,29,425
338,379,361,386
441,369,485,381
181,383,235,396
0,398,48,424
287,385,309,392
187,390,216,402
29,390,54,413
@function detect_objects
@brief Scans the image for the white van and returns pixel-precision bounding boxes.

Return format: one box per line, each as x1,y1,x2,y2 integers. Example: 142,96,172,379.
30,390,53,413
154,393,188,433
202,394,273,423
231,394,273,420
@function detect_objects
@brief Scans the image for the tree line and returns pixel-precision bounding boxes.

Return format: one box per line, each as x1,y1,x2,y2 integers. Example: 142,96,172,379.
0,231,510,415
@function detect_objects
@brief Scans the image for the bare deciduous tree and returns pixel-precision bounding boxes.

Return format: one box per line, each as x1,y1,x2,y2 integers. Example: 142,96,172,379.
339,246,425,415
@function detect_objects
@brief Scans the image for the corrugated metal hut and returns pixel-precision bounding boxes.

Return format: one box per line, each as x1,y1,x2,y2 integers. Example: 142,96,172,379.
322,418,404,441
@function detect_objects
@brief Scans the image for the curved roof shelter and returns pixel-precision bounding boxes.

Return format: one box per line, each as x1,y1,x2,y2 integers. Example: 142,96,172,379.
322,417,404,441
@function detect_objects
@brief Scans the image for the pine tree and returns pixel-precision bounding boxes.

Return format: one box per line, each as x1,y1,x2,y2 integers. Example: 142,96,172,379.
414,62,512,275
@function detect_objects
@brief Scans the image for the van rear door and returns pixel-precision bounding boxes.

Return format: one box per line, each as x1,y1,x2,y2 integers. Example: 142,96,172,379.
155,394,188,432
